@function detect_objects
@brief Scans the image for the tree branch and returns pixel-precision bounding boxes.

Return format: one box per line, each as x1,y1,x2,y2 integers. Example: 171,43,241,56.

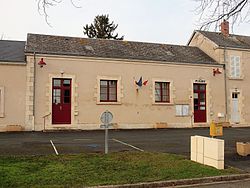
194,0,250,30
37,0,81,26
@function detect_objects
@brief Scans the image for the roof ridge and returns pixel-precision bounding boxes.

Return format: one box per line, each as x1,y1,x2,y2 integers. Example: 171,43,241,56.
197,30,250,38
27,33,201,48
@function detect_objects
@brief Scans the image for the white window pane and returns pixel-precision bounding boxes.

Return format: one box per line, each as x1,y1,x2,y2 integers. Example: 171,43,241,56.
53,79,61,87
235,56,240,63
100,93,107,101
109,87,116,95
100,80,107,86
230,56,241,78
53,96,60,104
109,80,117,86
100,87,107,94
109,94,117,101
155,90,161,101
230,56,234,62
162,95,168,102
63,80,70,86
200,106,206,110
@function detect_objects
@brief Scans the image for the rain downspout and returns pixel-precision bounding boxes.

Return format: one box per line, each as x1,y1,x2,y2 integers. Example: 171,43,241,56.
223,47,228,122
33,52,36,131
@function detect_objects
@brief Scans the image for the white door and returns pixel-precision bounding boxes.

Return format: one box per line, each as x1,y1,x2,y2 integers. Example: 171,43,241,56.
231,92,240,123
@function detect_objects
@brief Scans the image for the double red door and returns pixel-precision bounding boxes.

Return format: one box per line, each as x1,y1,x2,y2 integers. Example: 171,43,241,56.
52,78,71,124
193,84,207,123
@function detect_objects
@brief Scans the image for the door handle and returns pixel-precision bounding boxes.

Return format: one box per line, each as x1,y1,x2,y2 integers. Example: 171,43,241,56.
60,106,62,111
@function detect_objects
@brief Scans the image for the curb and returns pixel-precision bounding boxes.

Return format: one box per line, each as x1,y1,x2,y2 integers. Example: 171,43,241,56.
90,174,250,188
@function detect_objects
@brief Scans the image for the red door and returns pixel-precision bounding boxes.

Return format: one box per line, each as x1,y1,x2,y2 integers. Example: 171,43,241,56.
52,78,71,124
193,84,207,123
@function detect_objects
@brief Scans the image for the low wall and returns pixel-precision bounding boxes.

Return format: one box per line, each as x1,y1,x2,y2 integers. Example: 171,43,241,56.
191,135,224,169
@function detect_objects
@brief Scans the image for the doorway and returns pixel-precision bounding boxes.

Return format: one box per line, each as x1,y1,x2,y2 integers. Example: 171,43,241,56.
193,84,207,123
52,78,72,124
231,92,240,123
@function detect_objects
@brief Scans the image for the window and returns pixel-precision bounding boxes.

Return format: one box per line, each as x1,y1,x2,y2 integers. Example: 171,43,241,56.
0,87,4,117
155,82,170,103
230,56,241,78
100,80,117,102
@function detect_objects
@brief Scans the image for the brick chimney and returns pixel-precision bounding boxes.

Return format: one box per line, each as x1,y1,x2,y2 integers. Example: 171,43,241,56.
220,20,229,37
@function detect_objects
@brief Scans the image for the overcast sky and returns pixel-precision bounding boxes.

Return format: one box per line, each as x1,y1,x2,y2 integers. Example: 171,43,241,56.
1,0,250,45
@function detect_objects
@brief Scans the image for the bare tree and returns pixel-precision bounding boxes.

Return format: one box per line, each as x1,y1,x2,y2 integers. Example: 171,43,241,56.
37,0,81,25
194,0,250,30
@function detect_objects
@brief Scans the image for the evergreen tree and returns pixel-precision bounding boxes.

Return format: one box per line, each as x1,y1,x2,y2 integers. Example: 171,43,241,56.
83,14,124,40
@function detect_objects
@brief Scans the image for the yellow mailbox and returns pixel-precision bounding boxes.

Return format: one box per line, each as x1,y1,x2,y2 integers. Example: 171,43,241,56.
210,121,223,137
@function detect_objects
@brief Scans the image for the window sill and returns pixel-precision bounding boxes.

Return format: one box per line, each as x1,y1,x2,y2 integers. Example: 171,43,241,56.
228,77,243,80
97,101,122,105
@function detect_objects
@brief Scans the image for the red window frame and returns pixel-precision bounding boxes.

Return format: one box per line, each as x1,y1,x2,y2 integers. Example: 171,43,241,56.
100,80,117,102
155,82,170,103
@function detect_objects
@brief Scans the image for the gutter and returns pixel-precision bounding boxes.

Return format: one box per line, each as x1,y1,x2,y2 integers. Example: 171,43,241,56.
33,52,36,131
25,52,221,68
223,47,228,122
217,46,250,52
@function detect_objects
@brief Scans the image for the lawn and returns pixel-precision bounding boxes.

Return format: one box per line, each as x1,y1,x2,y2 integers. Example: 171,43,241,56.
0,152,240,188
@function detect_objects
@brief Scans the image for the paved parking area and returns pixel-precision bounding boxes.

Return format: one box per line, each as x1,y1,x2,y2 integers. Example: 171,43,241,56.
0,128,249,172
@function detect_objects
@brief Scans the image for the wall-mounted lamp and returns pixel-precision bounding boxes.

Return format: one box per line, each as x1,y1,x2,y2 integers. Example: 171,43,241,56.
60,70,64,77
38,58,46,68
213,68,222,76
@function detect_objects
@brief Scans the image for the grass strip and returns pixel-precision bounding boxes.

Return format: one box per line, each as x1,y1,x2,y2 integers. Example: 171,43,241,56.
0,152,240,187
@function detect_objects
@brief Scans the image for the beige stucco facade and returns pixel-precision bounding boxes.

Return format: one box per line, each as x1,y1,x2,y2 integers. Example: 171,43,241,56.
5,30,250,131
22,53,226,131
0,63,26,131
189,31,250,126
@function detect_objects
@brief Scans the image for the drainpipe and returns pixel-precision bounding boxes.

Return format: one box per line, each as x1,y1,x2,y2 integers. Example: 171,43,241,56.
33,52,36,131
223,48,228,122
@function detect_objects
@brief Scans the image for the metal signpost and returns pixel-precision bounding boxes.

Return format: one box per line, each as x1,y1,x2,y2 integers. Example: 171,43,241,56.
100,110,113,154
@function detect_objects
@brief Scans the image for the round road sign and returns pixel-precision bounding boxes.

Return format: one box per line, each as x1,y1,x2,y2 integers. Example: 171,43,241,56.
100,110,113,124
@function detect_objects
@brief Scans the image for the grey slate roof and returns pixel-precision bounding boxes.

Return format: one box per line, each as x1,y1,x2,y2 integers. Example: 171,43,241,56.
0,40,26,63
25,33,218,65
197,30,250,49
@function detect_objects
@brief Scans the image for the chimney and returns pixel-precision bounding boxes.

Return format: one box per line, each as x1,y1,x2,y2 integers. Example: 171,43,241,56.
220,20,229,37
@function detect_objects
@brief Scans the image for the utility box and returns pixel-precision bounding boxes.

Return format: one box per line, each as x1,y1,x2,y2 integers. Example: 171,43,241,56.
210,121,223,137
236,142,250,156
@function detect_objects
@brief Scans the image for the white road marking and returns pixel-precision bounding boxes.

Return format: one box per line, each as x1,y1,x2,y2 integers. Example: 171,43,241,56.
50,140,59,155
112,138,144,152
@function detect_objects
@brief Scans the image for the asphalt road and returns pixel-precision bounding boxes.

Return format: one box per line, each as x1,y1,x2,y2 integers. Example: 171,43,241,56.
0,128,249,172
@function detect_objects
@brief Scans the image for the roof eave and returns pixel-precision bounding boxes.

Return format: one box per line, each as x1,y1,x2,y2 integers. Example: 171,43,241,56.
24,51,220,67
187,30,197,46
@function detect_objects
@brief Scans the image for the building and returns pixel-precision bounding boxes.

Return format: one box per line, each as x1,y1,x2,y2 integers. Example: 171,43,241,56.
0,40,26,131
1,22,248,131
189,20,250,126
